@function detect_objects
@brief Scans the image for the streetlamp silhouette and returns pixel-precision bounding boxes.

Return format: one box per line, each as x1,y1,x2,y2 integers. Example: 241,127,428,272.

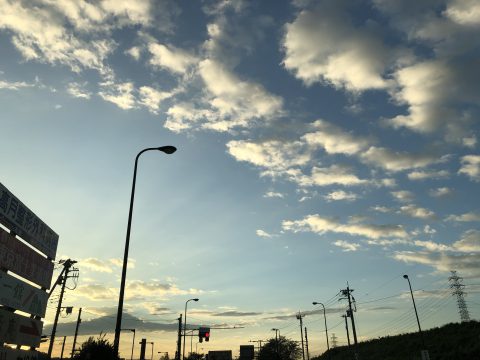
183,298,199,360
403,274,425,348
312,302,330,352
121,328,136,360
113,146,177,355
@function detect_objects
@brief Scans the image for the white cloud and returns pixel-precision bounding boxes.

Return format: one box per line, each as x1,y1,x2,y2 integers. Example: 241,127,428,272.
407,169,449,180
446,212,480,222
324,190,358,202
125,46,142,60
429,187,452,198
138,86,174,114
333,240,361,252
444,0,480,26
263,191,284,199
302,119,370,155
360,146,442,172
256,229,273,238
282,214,407,239
300,166,369,187
391,190,414,203
0,79,34,90
79,258,113,273
148,42,197,74
282,0,394,91
453,230,480,252
98,81,136,110
458,155,480,181
399,204,436,220
164,103,213,133
67,82,91,99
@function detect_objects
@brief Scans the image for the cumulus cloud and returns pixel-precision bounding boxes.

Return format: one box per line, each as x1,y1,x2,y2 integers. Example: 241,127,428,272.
98,81,136,109
138,85,174,114
148,42,197,73
263,191,284,198
391,190,414,203
256,229,273,238
282,214,407,239
446,212,480,222
407,169,449,180
399,205,436,220
333,240,361,252
283,0,395,91
324,190,358,202
67,82,91,99
453,230,480,252
458,155,480,181
302,119,370,155
429,187,452,198
0,79,34,90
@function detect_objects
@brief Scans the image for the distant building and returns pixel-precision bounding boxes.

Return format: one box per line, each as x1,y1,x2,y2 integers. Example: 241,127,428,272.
239,345,255,360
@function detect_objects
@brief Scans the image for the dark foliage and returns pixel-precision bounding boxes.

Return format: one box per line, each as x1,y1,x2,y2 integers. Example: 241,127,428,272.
312,321,480,360
72,334,120,360
258,336,302,360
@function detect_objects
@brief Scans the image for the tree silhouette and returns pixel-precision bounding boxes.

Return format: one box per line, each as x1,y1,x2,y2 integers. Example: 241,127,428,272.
258,336,301,360
73,333,120,360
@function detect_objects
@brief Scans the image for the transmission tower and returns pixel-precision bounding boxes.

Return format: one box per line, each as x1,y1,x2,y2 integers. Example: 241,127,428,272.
330,333,338,348
449,270,470,322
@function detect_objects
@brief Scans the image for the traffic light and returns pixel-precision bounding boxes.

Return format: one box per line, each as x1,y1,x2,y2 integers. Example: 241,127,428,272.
199,327,210,343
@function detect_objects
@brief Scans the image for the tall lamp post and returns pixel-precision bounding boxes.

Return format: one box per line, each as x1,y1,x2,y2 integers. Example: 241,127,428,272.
272,328,280,360
149,342,155,360
403,275,425,348
183,298,199,360
312,302,330,352
113,146,177,355
121,329,136,360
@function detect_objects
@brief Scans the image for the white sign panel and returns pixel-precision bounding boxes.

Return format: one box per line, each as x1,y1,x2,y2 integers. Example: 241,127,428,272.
0,308,42,347
0,183,58,259
0,227,54,289
0,347,38,360
0,272,48,318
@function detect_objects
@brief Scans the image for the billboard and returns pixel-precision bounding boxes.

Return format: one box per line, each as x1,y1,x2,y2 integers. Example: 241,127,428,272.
0,271,48,317
0,308,43,347
240,346,255,360
0,182,58,259
0,227,54,289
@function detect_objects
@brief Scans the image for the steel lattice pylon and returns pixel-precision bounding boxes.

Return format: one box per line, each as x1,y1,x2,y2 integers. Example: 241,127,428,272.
449,270,470,322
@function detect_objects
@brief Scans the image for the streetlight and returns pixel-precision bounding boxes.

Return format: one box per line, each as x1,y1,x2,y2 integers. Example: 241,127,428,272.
113,146,177,355
272,328,280,360
183,298,199,360
121,329,136,360
403,275,425,348
149,342,154,360
312,302,330,352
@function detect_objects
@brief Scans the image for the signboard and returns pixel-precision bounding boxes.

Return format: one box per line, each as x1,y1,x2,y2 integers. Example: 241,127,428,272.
0,347,38,360
0,272,48,317
0,227,54,289
0,183,58,259
208,351,232,360
0,308,43,347
239,346,254,360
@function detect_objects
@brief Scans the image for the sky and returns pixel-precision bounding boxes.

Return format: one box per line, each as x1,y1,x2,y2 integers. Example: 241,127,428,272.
0,0,479,358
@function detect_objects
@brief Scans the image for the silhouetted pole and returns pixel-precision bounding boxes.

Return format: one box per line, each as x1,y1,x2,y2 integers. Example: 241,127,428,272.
304,327,310,360
60,336,66,359
121,329,136,360
183,298,199,360
113,146,177,355
403,275,425,348
296,313,305,360
312,302,330,351
341,314,350,347
272,328,279,360
176,315,182,360
71,308,82,358
48,259,76,358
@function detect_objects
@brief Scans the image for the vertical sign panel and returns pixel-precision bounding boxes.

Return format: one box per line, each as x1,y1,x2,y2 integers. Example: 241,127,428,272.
0,183,58,259
0,272,48,318
0,308,42,347
0,227,54,289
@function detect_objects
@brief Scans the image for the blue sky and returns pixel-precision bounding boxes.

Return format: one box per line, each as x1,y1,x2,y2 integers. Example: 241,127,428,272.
1,0,479,357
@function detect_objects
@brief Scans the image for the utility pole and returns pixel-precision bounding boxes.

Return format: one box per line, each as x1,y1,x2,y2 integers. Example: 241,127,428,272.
296,313,305,360
304,327,310,360
48,259,78,358
341,314,351,347
176,315,183,360
60,336,67,359
449,271,470,322
71,307,82,358
340,284,358,345
249,340,264,358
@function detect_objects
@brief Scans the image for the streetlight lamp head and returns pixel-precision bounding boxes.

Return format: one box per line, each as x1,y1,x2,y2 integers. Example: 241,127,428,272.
193,298,199,301
312,302,318,305
403,274,409,279
158,146,177,154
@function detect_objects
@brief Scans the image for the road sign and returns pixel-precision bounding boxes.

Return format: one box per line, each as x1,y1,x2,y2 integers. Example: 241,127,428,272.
0,182,58,259
0,227,54,289
0,271,48,317
0,347,38,360
0,308,43,347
